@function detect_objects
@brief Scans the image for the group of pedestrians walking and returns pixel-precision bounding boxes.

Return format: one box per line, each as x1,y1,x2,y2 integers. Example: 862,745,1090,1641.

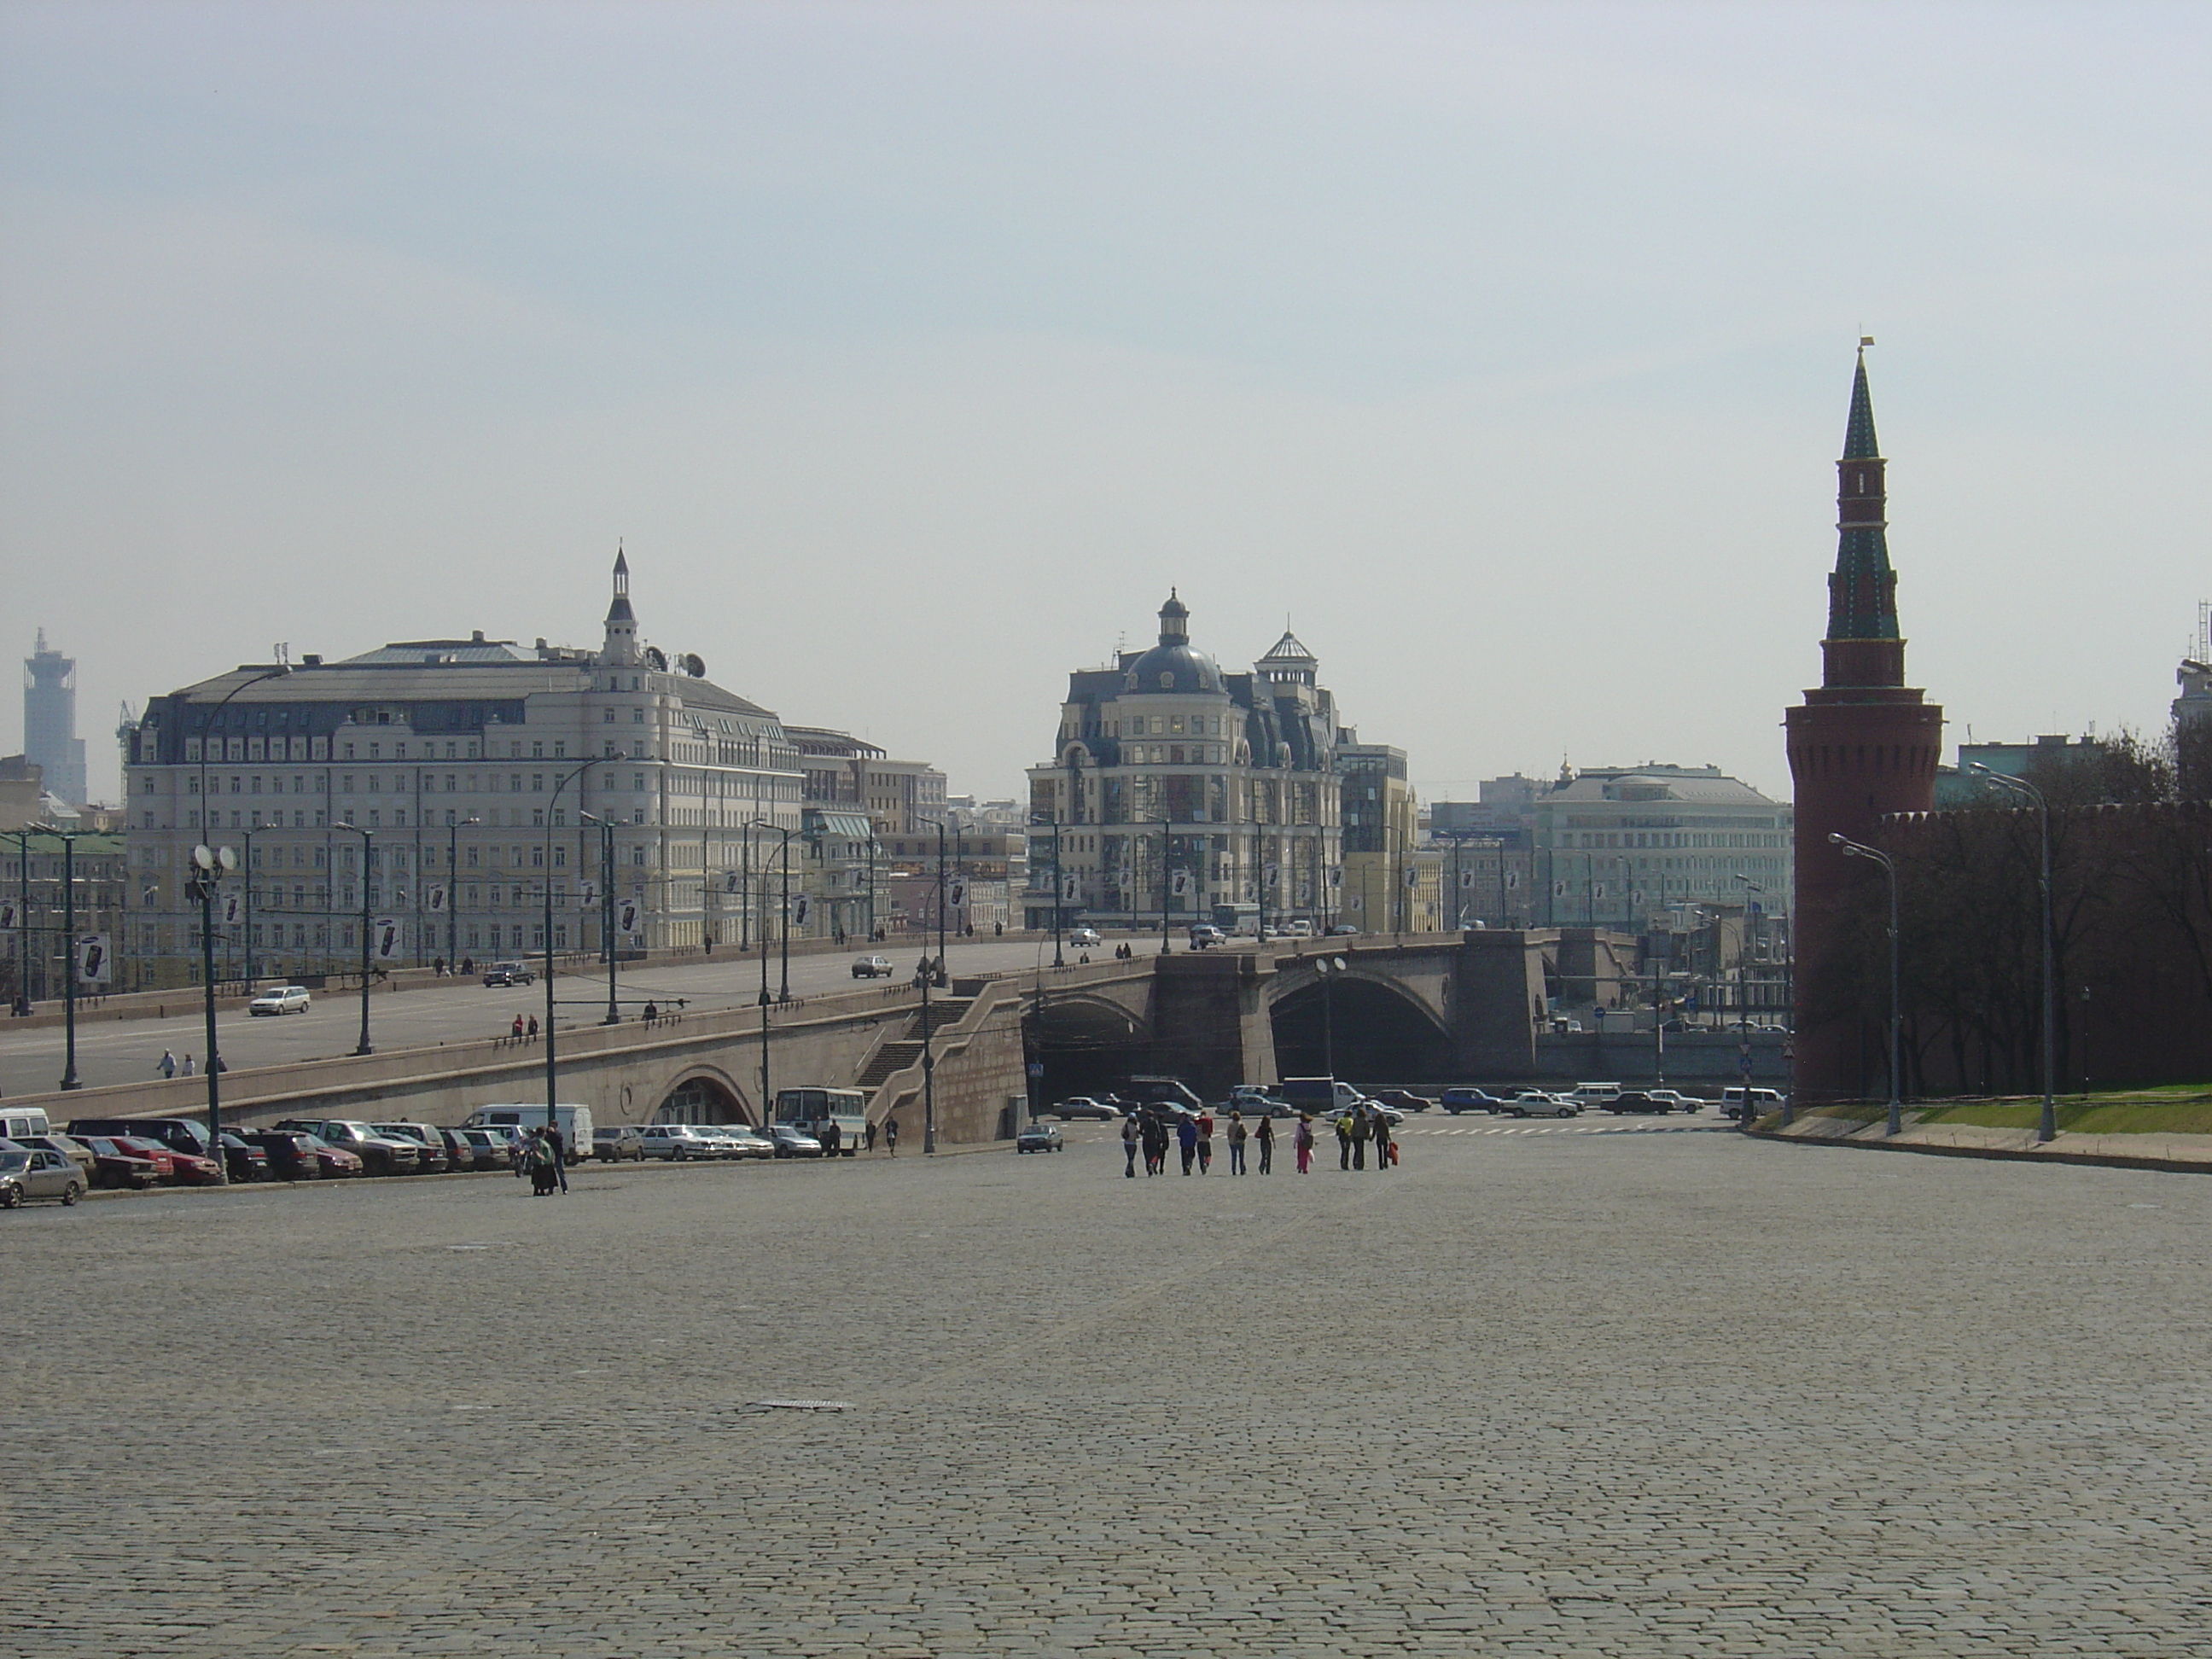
1121,1103,1397,1178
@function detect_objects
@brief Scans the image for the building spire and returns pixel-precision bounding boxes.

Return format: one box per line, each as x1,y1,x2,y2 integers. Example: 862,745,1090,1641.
1822,343,1904,684
1158,588,1190,645
602,541,638,665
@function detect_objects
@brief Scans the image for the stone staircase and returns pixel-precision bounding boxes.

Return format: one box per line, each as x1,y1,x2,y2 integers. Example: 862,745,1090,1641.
857,997,974,1088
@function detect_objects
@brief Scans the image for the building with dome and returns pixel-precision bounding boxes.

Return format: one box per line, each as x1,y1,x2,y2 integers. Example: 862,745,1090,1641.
1024,594,1345,933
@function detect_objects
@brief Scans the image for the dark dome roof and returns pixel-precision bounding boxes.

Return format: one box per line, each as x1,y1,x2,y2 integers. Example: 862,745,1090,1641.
1126,641,1222,695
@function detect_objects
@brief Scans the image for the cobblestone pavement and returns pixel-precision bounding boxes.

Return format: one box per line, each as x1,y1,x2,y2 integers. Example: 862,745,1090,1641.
3,1126,2207,1656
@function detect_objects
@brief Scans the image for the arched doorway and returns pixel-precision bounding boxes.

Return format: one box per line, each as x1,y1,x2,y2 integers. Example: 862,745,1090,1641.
655,1072,752,1125
1023,992,1150,1109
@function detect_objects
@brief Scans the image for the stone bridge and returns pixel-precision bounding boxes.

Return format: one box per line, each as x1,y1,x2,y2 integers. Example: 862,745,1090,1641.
9,932,1785,1146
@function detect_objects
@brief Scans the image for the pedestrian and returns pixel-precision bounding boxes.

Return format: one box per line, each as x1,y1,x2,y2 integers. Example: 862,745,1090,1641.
511,1014,525,1040
884,1116,899,1156
461,957,474,976
643,999,659,1027
1335,1109,1354,1170
822,1118,841,1157
1176,1112,1198,1175
182,1053,195,1077
1348,1106,1370,1171
1195,1109,1214,1174
527,1014,539,1041
527,1129,556,1196
433,957,445,977
1225,1111,1248,1175
993,921,1003,937
156,1049,177,1080
864,1120,878,1154
1370,1105,1392,1173
544,1120,568,1192
1121,1111,1140,1179
1294,1112,1314,1174
1254,1111,1275,1173
1141,1112,1169,1176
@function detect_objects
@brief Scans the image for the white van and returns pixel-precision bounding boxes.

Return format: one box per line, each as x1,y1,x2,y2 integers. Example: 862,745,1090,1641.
1569,1082,1624,1107
1,1108,53,1142
1282,919,1314,938
1720,1086,1785,1121
463,1103,596,1153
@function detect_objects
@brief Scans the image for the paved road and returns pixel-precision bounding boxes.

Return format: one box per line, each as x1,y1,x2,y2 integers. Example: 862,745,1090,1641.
0,938,1062,1098
3,1126,2206,1656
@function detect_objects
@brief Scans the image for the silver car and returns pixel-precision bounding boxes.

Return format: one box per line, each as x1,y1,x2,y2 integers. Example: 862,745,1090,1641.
0,1147,85,1208
765,1124,825,1159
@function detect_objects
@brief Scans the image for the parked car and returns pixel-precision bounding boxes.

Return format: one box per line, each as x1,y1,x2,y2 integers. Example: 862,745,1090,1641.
125,1136,221,1185
591,1126,645,1163
1325,923,1360,935
1068,928,1103,949
67,1116,217,1161
684,1125,747,1159
1440,1086,1505,1115
0,1147,84,1208
240,1130,325,1179
217,1132,271,1181
247,985,311,1016
78,1136,168,1189
765,1124,825,1159
1370,1089,1435,1113
1187,924,1226,946
371,1123,453,1175
720,1125,777,1160
1720,1087,1786,1121
1052,1097,1120,1121
1643,1089,1697,1113
9,1133,98,1181
1603,1091,1671,1115
1016,1122,1065,1153
480,960,534,987
297,1134,366,1178
850,954,894,979
1505,1092,1579,1119
271,1119,422,1176
637,1124,719,1161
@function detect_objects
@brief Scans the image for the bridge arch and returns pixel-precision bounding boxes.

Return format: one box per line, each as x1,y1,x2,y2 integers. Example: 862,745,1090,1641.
1267,969,1453,1084
649,1064,756,1125
1023,988,1151,1106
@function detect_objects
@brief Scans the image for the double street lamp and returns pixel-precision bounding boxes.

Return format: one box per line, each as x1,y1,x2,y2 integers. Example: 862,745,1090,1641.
1828,833,1903,1138
1968,764,2058,1143
1313,953,1348,1076
335,823,376,1057
914,813,952,1155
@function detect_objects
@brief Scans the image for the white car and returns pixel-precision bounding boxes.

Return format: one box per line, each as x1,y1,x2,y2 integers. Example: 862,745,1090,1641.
1644,1089,1697,1113
1505,1091,1580,1119
637,1124,719,1161
1068,928,1103,949
247,985,311,1016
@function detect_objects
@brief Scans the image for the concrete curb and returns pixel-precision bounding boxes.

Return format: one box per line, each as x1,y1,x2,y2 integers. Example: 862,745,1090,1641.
1748,1122,2212,1177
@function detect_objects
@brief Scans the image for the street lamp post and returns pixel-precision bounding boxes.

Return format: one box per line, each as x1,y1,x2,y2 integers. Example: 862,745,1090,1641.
193,663,292,978
1969,764,2058,1143
183,841,237,1176
1735,874,1777,1123
1156,819,1176,954
335,824,375,1055
747,819,794,1004
914,814,950,1155
446,814,479,971
580,812,619,1023
542,764,592,1132
1315,954,1347,1077
1828,833,1903,1137
1033,816,1065,968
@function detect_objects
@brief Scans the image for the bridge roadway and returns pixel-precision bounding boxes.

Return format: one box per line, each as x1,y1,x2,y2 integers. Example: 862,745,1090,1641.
0,938,1060,1100
3,1116,2203,1656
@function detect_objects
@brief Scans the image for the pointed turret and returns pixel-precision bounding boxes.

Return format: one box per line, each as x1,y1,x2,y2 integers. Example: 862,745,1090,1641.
1822,345,1904,684
602,545,639,666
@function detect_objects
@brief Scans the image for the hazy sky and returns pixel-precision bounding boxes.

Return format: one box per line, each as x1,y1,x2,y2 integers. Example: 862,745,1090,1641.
4,2,2207,807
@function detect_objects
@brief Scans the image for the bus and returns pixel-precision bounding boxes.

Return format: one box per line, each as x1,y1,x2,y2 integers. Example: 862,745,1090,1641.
773,1086,868,1157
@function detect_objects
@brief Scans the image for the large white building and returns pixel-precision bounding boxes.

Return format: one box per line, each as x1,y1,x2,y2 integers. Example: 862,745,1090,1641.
1530,764,1793,931
1024,594,1344,931
123,555,804,984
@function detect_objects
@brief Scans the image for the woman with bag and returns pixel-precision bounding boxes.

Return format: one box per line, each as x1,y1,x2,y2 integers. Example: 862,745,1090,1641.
1293,1112,1315,1175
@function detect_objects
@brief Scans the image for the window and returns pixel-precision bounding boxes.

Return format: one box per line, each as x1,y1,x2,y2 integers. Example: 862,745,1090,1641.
633,707,646,724
532,742,544,759
604,709,615,724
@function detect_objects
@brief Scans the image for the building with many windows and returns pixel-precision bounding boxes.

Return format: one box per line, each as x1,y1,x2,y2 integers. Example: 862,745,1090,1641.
1025,595,1344,932
121,554,804,985
24,629,89,808
1531,763,1793,932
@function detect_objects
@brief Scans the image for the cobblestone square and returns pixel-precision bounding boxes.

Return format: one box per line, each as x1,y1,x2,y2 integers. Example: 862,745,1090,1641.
3,1126,2207,1656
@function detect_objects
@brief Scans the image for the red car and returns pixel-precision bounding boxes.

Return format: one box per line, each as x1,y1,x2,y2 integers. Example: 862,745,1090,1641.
298,1134,365,1179
79,1136,168,1190
115,1135,219,1185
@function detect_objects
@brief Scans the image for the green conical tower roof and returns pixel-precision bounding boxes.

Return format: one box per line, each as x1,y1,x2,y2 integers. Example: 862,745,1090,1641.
1825,346,1899,645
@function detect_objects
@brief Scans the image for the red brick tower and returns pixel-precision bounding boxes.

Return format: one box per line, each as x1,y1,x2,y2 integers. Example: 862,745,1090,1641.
1785,346,1944,1102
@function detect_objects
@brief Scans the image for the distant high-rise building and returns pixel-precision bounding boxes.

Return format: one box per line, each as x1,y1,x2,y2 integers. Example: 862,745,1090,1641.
24,628,88,807
1785,347,1946,1103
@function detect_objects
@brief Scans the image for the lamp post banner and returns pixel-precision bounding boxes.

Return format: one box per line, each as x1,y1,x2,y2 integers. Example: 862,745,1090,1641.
76,934,111,984
374,918,401,960
428,885,446,913
946,877,966,908
791,893,811,928
0,899,15,928
220,890,244,927
1170,868,1191,899
618,899,639,934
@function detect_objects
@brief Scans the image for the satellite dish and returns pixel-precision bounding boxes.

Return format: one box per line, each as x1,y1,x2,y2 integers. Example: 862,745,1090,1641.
192,844,216,871
218,847,240,871
681,653,706,678
644,646,668,672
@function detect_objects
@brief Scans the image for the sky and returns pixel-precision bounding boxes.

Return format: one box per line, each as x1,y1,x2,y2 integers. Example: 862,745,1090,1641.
3,0,2207,808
